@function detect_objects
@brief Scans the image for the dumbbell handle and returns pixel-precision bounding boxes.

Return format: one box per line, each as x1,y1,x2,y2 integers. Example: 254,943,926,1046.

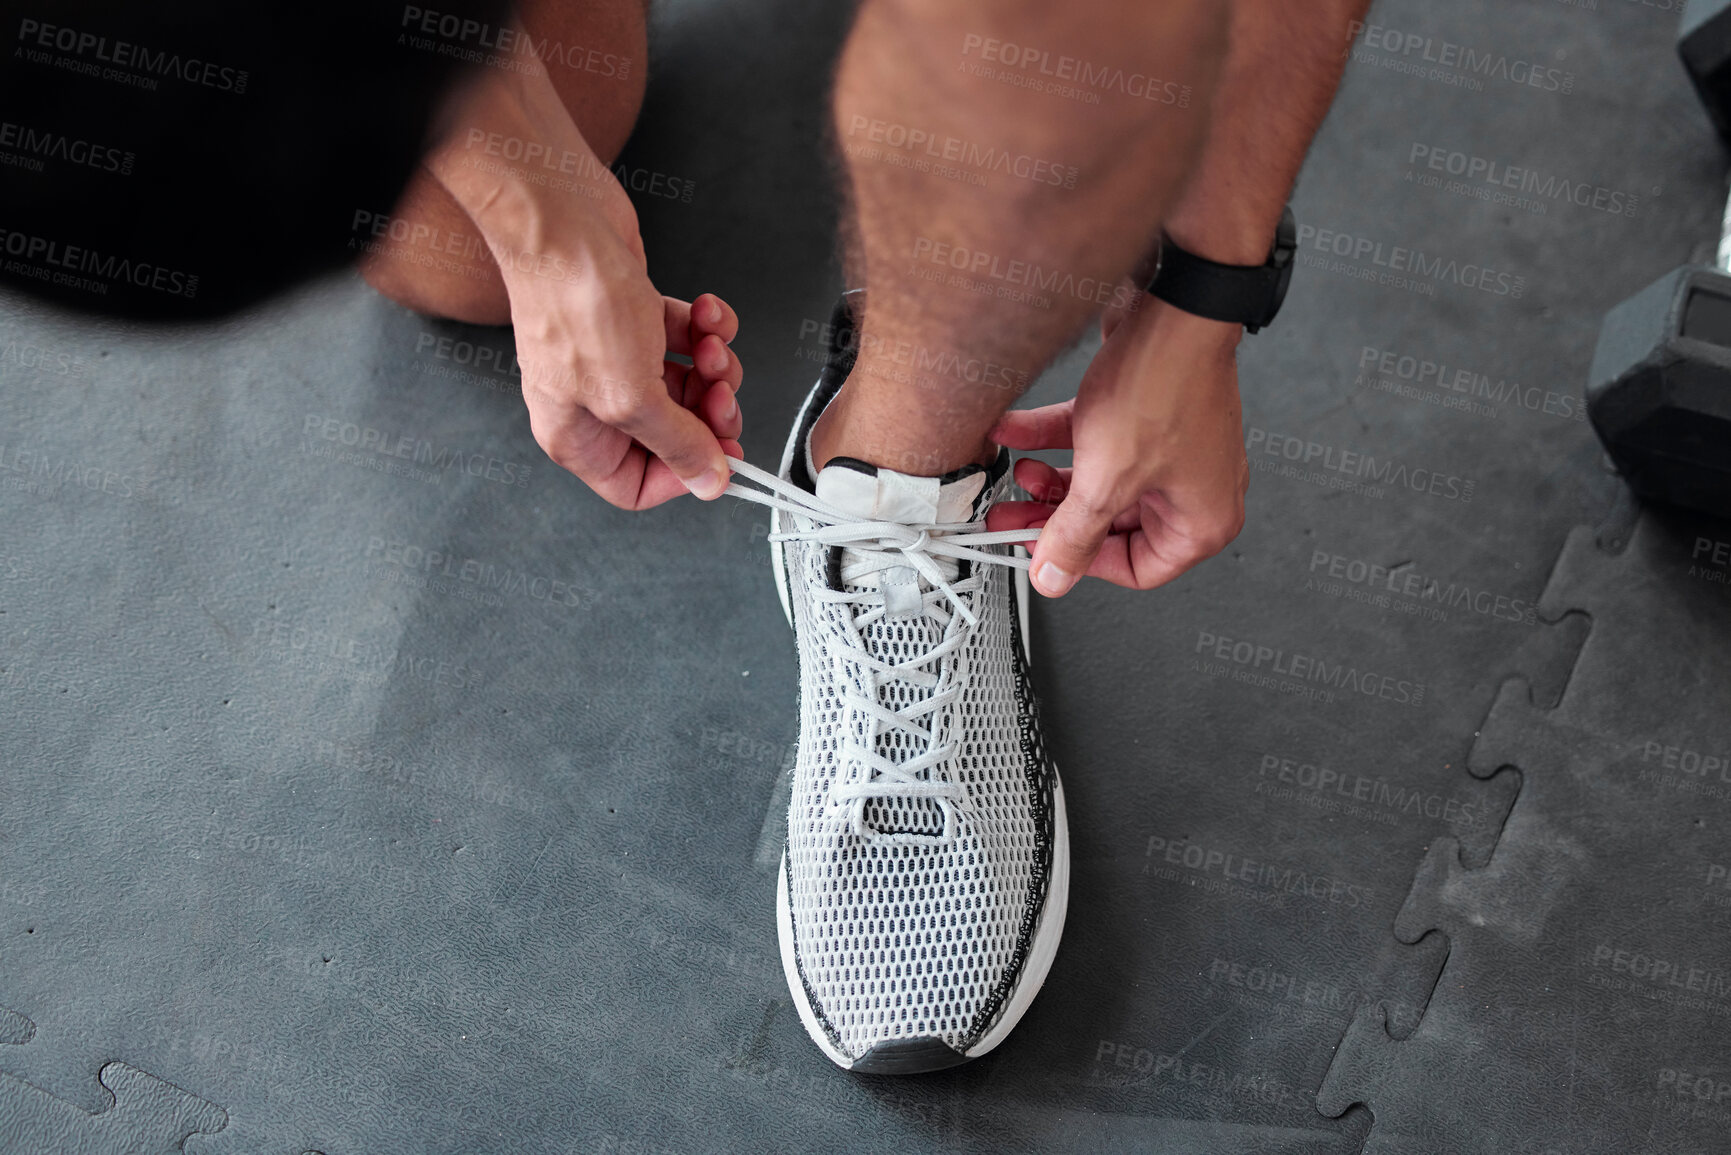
1719,186,1731,273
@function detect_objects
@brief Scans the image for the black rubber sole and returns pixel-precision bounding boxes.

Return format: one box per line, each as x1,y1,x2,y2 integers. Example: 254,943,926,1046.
849,1036,972,1075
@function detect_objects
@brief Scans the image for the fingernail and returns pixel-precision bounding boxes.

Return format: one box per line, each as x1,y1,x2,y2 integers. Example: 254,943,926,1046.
692,465,729,500
1034,561,1074,597
722,395,739,422
704,299,722,324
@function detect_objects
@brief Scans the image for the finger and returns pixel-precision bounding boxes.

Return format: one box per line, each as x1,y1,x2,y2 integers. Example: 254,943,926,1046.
996,506,1138,535
1011,461,1143,536
662,294,738,358
985,501,1056,533
1012,457,1071,506
679,364,706,410
1028,482,1123,598
1087,527,1190,590
597,382,731,500
990,402,1075,451
692,332,742,392
530,410,682,511
689,292,739,345
634,452,711,508
625,426,744,508
701,378,742,441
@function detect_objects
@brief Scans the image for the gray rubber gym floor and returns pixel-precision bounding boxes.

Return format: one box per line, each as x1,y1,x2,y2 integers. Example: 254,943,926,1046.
4,0,1731,1151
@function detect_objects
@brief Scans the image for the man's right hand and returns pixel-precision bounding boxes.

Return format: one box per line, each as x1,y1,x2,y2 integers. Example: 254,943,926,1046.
502,198,744,508
426,49,744,510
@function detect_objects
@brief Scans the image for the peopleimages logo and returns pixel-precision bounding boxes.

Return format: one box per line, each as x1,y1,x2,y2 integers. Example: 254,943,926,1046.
1247,427,1476,503
1307,549,1537,625
1408,143,1637,217
0,229,197,298
1589,944,1731,998
0,337,82,376
1296,223,1525,298
1347,20,1574,94
1144,833,1375,908
398,5,630,77
844,116,1079,189
794,318,1031,394
0,441,147,498
1356,345,1587,423
462,128,611,181
959,34,1191,106
414,333,520,381
301,415,533,488
16,18,249,93
0,122,133,175
910,236,1141,310
364,537,592,609
1255,753,1485,827
1092,1041,1304,1108
1195,629,1426,706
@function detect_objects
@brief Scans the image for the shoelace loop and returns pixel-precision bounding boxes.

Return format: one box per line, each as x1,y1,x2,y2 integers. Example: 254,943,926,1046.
724,458,1040,842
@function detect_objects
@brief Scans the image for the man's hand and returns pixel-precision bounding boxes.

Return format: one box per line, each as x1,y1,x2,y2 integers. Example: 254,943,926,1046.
426,54,743,510
980,0,1371,594
986,295,1248,597
500,174,743,508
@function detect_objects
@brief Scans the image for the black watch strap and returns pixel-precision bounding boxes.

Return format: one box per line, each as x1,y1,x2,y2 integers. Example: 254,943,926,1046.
1148,204,1297,334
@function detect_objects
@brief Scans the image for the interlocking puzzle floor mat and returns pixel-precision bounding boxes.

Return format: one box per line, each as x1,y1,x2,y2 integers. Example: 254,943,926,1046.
1319,507,1731,1155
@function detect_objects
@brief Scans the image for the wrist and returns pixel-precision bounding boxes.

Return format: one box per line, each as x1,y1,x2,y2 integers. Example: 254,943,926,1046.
427,113,616,277
1149,199,1296,334
1150,291,1244,353
1162,197,1286,267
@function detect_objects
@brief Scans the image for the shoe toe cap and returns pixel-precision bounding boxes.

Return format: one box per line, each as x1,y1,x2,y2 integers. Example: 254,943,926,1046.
848,1035,971,1074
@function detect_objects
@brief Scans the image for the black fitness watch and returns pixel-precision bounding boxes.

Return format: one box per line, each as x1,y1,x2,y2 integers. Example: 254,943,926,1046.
1147,204,1297,334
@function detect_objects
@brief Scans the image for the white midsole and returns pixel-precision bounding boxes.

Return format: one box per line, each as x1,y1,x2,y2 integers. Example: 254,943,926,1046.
775,852,858,1070
964,773,1067,1058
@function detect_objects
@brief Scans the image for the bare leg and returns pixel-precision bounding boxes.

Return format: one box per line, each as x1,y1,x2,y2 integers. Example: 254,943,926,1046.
359,0,649,324
810,0,1227,476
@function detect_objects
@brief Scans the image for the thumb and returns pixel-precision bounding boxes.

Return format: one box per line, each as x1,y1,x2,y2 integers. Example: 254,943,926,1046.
605,383,731,500
1029,485,1118,598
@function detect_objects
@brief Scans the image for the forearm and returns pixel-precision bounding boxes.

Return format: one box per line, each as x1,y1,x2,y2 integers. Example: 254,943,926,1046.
416,53,660,411
420,53,624,267
1164,0,1372,265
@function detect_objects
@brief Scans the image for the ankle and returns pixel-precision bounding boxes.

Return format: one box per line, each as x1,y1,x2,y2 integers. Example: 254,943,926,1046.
809,387,997,479
810,415,993,478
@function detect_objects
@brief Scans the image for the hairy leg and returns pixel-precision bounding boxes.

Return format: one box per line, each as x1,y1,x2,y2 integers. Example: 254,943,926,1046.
359,0,649,324
810,0,1227,476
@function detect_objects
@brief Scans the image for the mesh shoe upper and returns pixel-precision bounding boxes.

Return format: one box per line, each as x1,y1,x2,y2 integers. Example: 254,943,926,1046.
777,452,1056,1058
724,301,1059,1060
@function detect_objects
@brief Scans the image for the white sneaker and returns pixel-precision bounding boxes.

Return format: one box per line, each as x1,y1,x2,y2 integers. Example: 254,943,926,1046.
725,294,1070,1074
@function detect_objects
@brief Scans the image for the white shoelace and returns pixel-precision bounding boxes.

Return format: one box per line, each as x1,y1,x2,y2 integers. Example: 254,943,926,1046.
725,457,1041,843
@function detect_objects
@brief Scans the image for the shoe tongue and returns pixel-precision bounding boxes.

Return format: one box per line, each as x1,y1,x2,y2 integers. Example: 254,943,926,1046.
813,457,989,524
814,458,988,602
812,459,987,839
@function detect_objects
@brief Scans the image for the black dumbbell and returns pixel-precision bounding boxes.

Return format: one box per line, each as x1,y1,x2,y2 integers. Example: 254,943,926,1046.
1584,4,1731,517
1683,0,1731,144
